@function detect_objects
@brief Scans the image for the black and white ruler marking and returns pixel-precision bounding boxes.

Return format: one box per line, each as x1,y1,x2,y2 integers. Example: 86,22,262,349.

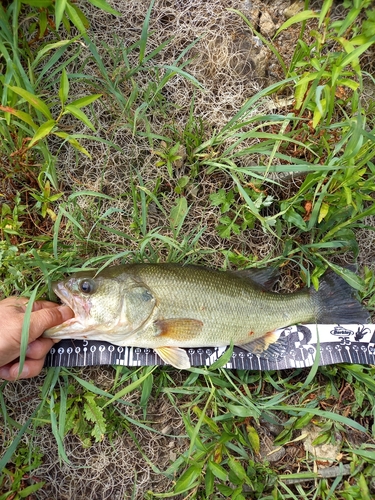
44,324,375,370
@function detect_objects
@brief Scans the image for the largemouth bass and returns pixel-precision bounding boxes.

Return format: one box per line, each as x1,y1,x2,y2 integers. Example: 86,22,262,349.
44,264,370,369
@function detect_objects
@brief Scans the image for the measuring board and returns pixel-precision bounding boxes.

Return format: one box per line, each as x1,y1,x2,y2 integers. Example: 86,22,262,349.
44,323,375,370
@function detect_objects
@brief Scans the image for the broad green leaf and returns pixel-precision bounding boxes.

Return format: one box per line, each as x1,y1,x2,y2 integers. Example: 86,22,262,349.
65,1,89,33
8,86,52,119
338,78,359,91
217,485,234,496
170,196,188,227
59,68,69,105
343,365,375,393
275,11,320,37
336,7,362,37
357,473,371,499
87,0,121,16
67,139,91,157
33,39,75,68
284,208,307,231
140,370,153,409
294,413,314,430
187,387,216,458
232,491,246,500
279,472,318,482
343,186,352,205
103,368,155,407
311,431,330,446
207,460,228,481
227,457,248,482
294,73,309,109
346,448,375,461
55,0,68,30
69,94,102,108
83,392,106,442
48,386,70,464
318,202,329,223
64,104,95,131
209,344,234,370
315,85,326,115
20,0,52,5
0,105,37,130
336,36,355,54
226,404,258,418
295,71,331,87
18,481,45,498
67,371,115,398
54,132,92,157
38,9,48,37
139,0,156,63
312,98,326,128
340,40,374,73
205,467,214,496
192,406,220,434
174,465,201,493
351,34,375,45
246,425,260,454
0,408,41,474
62,12,71,33
159,65,203,90
324,261,365,291
28,120,56,148
318,0,334,28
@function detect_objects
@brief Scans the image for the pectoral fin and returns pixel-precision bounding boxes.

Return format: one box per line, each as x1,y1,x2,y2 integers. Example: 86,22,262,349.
240,331,288,359
153,318,203,341
155,346,191,369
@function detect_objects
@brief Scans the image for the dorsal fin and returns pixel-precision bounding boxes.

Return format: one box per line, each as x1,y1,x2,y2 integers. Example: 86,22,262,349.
232,267,280,291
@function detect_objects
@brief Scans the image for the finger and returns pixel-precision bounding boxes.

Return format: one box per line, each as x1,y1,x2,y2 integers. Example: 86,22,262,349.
0,358,46,380
0,363,13,380
31,300,61,312
0,339,57,380
28,305,74,342
26,338,56,359
0,296,29,313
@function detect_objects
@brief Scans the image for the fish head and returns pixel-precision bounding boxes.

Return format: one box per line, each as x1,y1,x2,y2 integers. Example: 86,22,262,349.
44,270,157,343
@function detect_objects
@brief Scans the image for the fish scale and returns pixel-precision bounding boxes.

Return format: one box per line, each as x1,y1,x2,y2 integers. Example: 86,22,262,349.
131,264,311,340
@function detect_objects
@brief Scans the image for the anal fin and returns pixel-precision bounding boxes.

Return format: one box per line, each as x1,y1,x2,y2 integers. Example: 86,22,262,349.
155,346,191,370
240,331,289,360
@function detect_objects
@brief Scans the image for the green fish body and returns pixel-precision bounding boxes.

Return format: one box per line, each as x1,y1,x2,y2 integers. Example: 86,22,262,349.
44,263,369,369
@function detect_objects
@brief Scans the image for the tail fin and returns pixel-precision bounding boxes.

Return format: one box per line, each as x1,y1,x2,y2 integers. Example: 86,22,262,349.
313,271,370,324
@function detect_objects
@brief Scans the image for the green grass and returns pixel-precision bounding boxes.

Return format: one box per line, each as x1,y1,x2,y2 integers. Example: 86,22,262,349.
1,0,375,498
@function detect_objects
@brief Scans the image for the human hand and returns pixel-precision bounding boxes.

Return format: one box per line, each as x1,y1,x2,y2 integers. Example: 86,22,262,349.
0,297,74,381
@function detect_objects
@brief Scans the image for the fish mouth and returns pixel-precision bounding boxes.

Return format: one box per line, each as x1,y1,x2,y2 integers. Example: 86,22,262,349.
43,281,86,339
52,281,74,310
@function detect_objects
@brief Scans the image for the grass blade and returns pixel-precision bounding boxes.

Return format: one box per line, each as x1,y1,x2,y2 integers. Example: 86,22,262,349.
139,0,156,63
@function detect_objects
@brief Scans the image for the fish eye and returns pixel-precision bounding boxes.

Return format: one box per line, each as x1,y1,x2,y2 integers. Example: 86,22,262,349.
79,279,96,294
142,290,153,302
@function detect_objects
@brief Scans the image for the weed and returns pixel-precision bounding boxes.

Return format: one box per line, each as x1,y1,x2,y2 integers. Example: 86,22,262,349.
0,445,44,500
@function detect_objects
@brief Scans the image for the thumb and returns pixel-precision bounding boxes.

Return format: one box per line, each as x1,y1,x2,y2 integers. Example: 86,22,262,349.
29,305,74,341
